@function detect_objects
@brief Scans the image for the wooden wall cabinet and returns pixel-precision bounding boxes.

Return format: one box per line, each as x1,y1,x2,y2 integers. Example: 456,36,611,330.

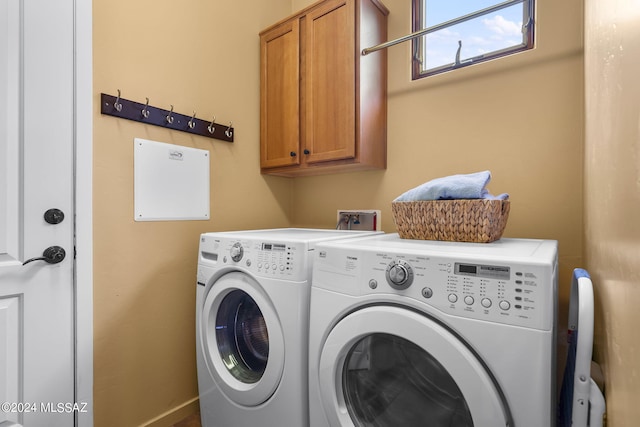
260,0,388,177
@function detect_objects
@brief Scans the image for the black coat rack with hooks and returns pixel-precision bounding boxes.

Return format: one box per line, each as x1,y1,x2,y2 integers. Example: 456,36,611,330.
100,91,234,143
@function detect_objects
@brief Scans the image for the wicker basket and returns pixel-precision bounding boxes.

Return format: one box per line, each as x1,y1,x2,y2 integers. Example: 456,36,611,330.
391,199,510,243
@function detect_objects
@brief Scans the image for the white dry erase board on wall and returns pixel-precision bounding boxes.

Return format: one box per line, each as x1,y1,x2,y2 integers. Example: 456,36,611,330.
134,138,210,221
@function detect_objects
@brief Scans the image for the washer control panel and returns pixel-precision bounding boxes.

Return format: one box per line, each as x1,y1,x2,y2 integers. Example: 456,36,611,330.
199,236,310,281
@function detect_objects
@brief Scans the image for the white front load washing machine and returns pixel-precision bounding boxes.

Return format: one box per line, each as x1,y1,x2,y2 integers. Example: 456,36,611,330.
309,233,558,427
196,228,380,427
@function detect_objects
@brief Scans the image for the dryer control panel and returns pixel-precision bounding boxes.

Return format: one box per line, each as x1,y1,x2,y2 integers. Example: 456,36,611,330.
198,235,312,282
313,238,558,331
376,253,554,330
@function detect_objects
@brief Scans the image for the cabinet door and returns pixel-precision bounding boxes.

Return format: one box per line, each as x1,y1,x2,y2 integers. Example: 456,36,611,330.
304,0,356,164
260,19,301,168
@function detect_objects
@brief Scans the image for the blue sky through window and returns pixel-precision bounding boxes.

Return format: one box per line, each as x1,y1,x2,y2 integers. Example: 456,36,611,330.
422,1,525,70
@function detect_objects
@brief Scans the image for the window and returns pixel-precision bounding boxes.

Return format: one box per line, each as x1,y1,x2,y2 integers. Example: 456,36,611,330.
411,0,534,79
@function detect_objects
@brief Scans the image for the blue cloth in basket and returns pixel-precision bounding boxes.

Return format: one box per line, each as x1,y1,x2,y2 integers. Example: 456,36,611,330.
393,171,508,201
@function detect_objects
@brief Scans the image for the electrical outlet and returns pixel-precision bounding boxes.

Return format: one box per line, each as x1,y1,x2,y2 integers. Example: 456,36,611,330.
336,210,381,231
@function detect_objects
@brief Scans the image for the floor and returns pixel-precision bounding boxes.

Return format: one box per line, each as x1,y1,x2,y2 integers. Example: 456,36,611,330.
172,411,201,427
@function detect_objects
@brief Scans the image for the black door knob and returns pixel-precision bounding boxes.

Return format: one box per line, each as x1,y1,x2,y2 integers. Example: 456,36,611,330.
23,246,66,266
290,151,297,157
44,208,65,224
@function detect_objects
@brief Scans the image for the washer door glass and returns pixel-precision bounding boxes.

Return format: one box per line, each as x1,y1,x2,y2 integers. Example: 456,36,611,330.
317,306,511,426
201,271,285,407
216,289,269,383
343,333,473,426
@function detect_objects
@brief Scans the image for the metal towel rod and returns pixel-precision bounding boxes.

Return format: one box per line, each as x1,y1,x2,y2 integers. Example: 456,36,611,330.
362,0,526,56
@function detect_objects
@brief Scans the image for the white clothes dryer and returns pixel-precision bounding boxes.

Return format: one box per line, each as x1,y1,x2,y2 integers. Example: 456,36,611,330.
309,233,558,427
196,228,380,427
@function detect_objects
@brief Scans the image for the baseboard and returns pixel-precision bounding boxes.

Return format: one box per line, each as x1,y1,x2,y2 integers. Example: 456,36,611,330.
141,397,200,427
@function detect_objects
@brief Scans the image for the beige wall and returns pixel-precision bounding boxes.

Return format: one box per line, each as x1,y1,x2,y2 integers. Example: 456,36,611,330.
290,0,584,320
584,0,640,425
92,1,292,425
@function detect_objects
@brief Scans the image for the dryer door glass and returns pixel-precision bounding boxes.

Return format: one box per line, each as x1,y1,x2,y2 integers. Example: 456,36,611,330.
216,289,269,383
317,306,510,426
343,333,473,426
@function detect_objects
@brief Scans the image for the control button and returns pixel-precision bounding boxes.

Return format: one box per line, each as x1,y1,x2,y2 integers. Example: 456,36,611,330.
246,259,251,267
369,279,378,289
272,263,277,270
448,294,458,303
385,259,414,290
421,287,433,299
481,298,492,308
499,300,511,310
258,262,263,268
280,265,285,271
389,265,406,283
464,296,474,306
230,242,244,262
264,264,269,270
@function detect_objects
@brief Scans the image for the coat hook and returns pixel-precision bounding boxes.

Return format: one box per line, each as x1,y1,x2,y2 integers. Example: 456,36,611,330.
114,89,122,112
207,116,216,134
142,97,150,119
225,121,233,138
166,105,174,124
188,111,197,129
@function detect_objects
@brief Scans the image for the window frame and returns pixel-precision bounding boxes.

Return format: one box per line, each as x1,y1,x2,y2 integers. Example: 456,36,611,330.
411,0,535,80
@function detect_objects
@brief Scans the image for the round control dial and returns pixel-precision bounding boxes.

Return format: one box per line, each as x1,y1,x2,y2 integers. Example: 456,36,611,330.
385,259,414,290
230,242,244,262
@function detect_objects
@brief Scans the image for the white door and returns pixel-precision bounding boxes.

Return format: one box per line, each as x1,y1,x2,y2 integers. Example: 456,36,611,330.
317,306,512,426
1,0,76,426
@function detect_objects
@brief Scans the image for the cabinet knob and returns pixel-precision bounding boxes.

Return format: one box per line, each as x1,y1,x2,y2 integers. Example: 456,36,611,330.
290,151,297,157
303,149,310,155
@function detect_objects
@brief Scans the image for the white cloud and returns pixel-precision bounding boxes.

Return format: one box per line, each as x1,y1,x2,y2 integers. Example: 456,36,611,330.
429,27,460,42
468,35,492,47
482,15,522,37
